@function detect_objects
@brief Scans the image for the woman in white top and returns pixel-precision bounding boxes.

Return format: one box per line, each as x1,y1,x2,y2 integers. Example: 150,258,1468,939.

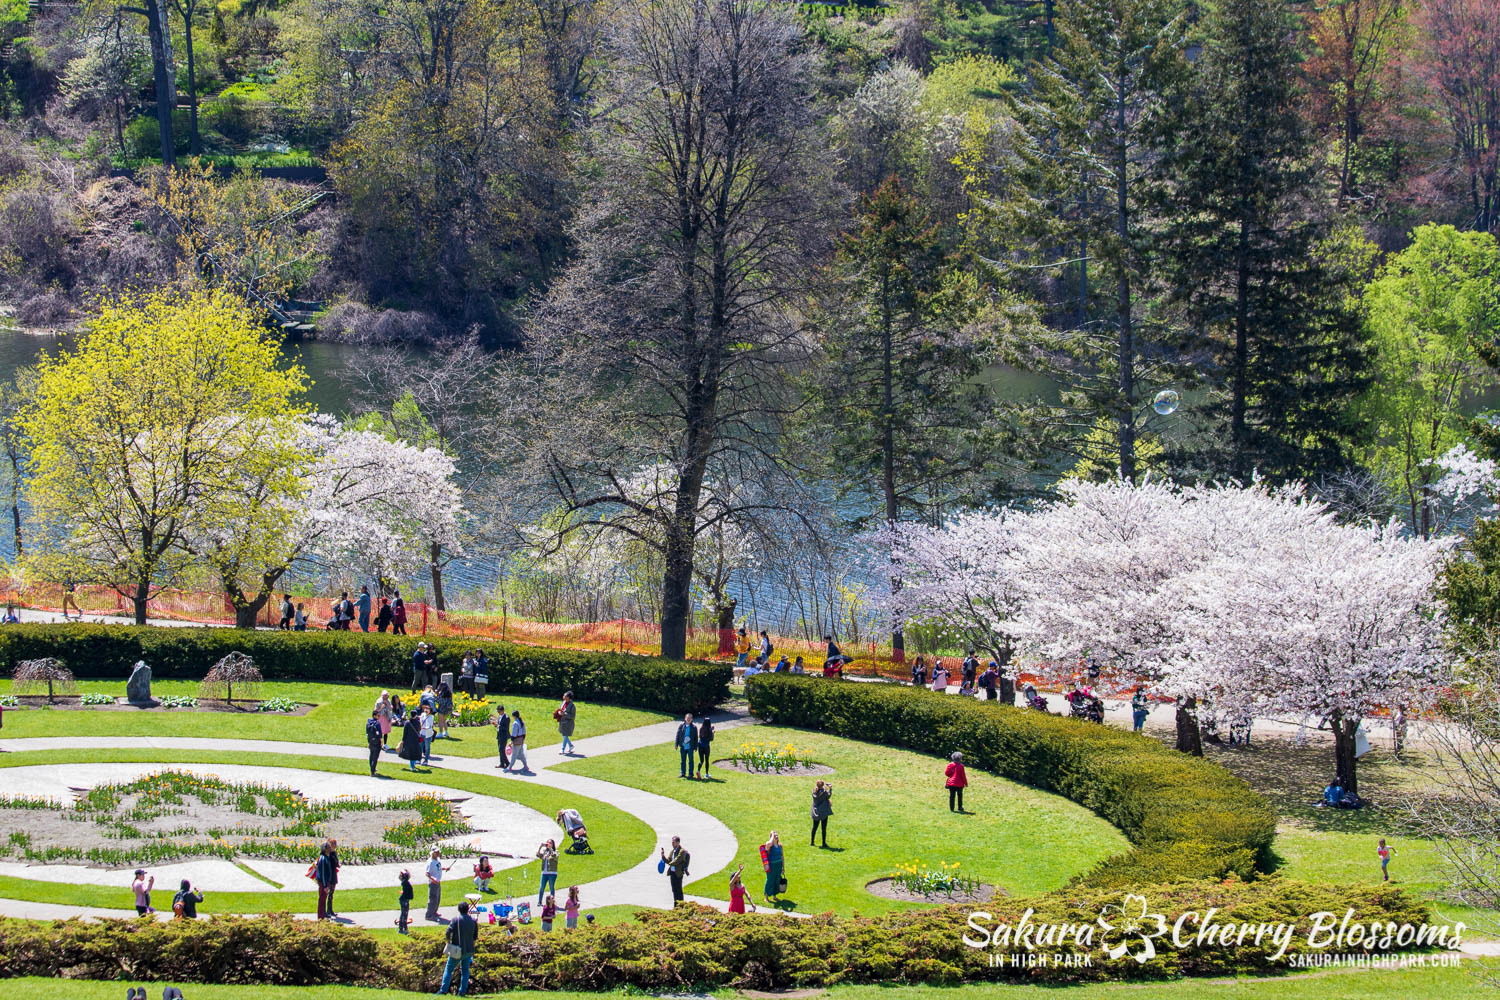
507,710,529,772
931,661,949,692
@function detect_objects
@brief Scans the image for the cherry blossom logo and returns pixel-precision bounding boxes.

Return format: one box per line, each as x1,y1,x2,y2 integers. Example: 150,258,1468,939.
1095,894,1168,963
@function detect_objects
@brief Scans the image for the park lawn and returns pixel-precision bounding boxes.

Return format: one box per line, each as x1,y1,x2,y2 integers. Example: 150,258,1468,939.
1273,822,1494,934
7,960,1485,999
0,679,669,758
1192,736,1500,936
0,748,652,913
553,724,1130,916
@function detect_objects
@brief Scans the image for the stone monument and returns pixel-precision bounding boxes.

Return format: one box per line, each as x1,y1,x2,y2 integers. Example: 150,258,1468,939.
126,660,154,705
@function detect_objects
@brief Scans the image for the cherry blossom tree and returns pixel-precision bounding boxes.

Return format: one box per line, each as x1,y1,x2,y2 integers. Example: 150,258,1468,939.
870,507,1033,691
191,415,465,625
871,478,1452,787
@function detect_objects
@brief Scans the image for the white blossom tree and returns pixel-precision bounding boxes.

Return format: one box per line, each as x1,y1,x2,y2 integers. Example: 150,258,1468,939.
191,415,465,625
872,477,1452,788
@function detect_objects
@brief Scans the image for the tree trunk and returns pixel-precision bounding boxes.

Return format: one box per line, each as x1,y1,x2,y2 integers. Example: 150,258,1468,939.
880,270,905,664
1230,210,1251,479
715,597,736,655
1332,710,1360,796
660,524,696,661
183,11,200,155
1175,698,1203,756
997,643,1014,706
429,541,446,612
1114,82,1135,483
231,591,271,628
132,579,149,625
138,1,176,165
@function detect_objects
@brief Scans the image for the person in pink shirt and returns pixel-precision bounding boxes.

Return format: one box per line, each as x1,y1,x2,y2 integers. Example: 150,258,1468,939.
945,752,968,813
132,868,154,915
564,885,581,928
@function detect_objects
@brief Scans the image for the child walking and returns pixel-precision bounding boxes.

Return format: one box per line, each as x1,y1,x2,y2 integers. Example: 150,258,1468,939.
565,885,581,929
396,869,413,934
1377,838,1395,882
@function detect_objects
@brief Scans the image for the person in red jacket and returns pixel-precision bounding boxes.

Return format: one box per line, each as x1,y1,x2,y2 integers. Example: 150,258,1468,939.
945,752,968,813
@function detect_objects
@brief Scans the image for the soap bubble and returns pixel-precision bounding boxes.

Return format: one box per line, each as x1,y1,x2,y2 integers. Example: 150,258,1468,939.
1152,389,1180,416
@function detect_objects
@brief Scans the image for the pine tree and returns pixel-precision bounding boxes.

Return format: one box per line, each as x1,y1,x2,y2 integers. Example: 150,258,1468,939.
1000,0,1192,482
1166,0,1370,482
810,177,995,660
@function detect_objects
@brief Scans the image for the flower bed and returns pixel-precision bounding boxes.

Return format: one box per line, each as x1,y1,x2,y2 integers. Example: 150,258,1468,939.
0,770,471,867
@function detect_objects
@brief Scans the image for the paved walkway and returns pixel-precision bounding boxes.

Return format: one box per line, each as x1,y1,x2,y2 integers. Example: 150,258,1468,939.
0,708,762,925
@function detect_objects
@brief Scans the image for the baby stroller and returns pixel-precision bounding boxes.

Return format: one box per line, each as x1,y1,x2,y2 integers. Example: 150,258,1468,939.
1023,684,1049,713
559,808,594,854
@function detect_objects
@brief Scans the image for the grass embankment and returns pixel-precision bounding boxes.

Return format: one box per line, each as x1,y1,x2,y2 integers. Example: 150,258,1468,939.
555,724,1129,915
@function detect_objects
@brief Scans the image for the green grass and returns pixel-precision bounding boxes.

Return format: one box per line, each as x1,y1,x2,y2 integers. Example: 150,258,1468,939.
0,679,668,759
1273,823,1491,933
0,748,653,913
554,724,1129,915
6,960,1487,999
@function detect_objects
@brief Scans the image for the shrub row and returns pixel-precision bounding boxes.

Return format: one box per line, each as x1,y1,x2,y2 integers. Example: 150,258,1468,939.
0,882,1434,989
0,625,731,715
746,675,1277,887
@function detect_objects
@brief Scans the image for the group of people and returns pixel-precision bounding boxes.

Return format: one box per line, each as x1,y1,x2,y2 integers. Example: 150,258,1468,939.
367,685,455,773
736,629,855,679
130,869,203,919
276,586,409,633
910,653,1004,700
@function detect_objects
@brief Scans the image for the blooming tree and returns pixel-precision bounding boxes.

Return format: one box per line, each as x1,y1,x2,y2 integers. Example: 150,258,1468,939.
192,415,465,625
870,507,1032,681
871,478,1452,788
1173,509,1450,793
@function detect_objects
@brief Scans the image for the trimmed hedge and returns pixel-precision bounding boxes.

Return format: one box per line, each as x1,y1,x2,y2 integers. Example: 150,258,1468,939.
0,625,731,716
0,882,1434,989
746,675,1277,887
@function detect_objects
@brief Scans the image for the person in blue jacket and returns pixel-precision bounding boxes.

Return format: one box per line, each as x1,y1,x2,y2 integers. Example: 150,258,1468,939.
676,713,699,779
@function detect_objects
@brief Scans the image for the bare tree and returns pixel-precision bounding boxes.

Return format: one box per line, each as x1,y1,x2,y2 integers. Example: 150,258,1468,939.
13,659,77,703
199,651,263,705
342,331,495,609
492,0,835,659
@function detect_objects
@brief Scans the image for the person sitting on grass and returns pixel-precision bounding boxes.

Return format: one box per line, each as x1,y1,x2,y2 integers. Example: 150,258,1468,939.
474,855,494,892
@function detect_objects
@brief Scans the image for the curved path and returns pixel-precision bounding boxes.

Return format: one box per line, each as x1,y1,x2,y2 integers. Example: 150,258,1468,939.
0,709,760,926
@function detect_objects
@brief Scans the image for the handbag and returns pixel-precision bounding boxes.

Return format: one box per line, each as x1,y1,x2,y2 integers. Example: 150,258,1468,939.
778,876,788,894
444,922,462,958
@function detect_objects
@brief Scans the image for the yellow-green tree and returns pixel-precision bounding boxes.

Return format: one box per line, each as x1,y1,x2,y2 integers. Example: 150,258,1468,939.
21,287,307,623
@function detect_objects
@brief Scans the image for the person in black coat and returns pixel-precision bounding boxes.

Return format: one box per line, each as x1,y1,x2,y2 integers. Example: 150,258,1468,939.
366,710,383,776
696,717,714,779
399,714,424,772
495,705,510,769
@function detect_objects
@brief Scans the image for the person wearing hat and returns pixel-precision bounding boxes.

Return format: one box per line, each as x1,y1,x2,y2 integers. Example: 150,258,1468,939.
945,752,968,813
131,868,153,915
412,642,434,692
425,845,454,921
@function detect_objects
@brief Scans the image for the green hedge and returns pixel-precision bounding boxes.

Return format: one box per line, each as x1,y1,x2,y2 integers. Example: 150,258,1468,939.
745,675,1277,887
0,625,730,715
0,881,1435,989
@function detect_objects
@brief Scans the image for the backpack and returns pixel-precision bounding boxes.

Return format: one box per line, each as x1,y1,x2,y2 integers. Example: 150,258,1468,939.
172,897,186,918
366,718,382,742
